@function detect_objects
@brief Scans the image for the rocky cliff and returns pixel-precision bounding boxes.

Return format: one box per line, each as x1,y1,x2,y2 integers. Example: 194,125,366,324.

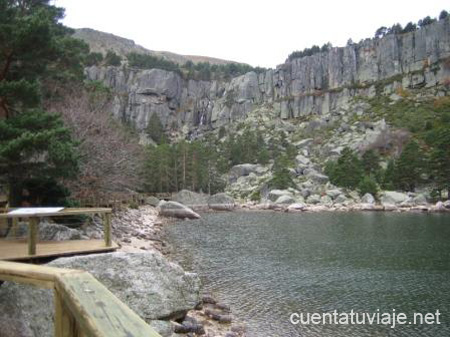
83,18,450,134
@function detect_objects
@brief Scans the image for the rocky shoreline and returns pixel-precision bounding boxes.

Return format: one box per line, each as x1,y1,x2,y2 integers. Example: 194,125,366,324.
1,199,448,337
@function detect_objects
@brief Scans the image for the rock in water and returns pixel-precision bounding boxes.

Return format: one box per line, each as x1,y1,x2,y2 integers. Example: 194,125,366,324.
158,200,201,219
208,193,235,211
0,252,201,337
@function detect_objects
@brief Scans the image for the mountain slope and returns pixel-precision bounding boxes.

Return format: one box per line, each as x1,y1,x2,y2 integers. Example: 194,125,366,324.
73,28,241,65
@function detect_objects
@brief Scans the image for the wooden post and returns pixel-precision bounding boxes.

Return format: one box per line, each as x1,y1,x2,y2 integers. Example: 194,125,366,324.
103,213,112,247
28,217,39,256
10,217,18,237
54,289,76,337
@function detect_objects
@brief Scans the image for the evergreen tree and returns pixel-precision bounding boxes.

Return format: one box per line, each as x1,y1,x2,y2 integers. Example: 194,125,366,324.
382,159,396,190
394,140,424,191
0,110,78,205
427,127,450,198
0,0,83,205
146,113,167,144
326,148,363,189
104,50,121,66
358,175,378,197
269,155,294,189
361,149,381,178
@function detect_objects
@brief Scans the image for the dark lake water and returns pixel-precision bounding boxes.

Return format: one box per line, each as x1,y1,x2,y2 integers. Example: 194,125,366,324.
165,211,450,337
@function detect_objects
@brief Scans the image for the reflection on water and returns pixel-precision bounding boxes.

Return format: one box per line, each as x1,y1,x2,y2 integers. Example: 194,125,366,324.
166,211,450,337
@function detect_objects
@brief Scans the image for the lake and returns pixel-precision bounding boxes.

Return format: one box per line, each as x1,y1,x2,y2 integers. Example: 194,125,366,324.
165,211,450,336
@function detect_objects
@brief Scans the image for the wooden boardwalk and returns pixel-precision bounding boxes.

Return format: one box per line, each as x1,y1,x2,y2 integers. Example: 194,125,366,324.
0,239,119,261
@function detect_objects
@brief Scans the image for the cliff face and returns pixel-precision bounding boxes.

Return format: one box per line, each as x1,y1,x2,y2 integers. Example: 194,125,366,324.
85,18,450,133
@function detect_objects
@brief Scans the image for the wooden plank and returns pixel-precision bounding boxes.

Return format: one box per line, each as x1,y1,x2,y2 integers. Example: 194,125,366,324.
0,239,119,261
103,213,112,247
0,260,79,288
0,208,112,219
56,272,162,337
28,217,39,255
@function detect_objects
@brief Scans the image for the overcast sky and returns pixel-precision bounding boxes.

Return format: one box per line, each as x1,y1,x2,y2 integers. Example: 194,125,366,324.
54,0,448,68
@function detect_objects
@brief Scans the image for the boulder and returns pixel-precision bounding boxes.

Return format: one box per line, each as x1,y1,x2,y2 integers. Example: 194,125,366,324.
268,189,292,202
274,195,296,205
6,220,81,241
0,252,201,337
380,191,408,205
158,201,201,219
208,193,235,211
295,154,311,167
229,164,264,183
320,195,333,206
145,196,161,207
293,138,313,148
173,189,208,207
306,194,321,204
287,203,306,212
334,194,348,204
359,203,375,211
433,201,446,212
361,193,375,204
412,194,428,206
326,189,342,199
443,200,450,209
305,170,329,184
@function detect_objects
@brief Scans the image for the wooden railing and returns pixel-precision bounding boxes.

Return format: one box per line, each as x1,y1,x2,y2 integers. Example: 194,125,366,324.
0,261,162,337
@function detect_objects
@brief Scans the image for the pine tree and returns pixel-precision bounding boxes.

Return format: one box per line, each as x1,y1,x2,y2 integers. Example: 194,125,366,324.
362,149,381,178
394,140,424,191
0,0,84,205
326,148,363,189
146,113,167,144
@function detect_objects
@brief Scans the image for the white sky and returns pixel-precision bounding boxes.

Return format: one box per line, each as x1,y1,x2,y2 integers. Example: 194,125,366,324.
54,0,449,68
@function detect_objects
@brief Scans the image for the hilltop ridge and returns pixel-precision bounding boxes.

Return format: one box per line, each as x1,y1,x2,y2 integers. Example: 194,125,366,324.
74,28,242,66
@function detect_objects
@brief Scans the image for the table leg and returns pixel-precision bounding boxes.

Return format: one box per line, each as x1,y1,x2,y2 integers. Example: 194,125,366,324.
28,217,39,256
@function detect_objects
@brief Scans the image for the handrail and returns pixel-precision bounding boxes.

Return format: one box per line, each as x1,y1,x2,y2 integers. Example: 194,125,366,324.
0,261,162,337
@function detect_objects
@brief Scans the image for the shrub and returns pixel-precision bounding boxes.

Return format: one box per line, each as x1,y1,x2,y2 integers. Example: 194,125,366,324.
358,175,379,197
250,190,261,202
104,50,121,66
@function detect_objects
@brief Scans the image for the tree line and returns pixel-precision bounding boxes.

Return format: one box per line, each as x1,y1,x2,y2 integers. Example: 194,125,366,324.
287,9,449,62
86,50,267,81
144,118,297,194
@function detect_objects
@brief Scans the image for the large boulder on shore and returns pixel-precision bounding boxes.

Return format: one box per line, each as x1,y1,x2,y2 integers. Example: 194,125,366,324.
274,195,296,205
361,193,375,204
380,191,408,205
145,195,161,207
268,189,292,202
158,200,201,219
173,189,208,207
0,252,201,337
208,193,235,211
6,220,82,241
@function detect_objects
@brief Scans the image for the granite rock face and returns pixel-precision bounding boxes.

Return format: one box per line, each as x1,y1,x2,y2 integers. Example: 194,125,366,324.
0,252,201,337
85,19,450,132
